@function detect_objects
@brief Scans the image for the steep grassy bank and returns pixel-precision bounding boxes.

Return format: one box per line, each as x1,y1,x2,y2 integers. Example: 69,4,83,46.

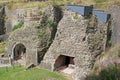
86,45,120,80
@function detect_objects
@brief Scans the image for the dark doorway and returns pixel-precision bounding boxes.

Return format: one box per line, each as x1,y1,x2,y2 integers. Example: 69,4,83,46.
54,55,75,71
66,56,70,67
13,43,26,60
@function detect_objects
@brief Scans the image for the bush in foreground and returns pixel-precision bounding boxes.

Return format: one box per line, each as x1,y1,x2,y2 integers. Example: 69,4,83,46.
85,65,120,80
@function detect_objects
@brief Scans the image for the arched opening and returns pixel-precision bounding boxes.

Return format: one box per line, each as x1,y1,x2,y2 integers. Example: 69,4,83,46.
13,43,26,61
54,55,75,71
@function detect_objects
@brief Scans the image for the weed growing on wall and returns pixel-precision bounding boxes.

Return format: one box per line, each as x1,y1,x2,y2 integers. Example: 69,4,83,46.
47,19,55,28
12,21,24,31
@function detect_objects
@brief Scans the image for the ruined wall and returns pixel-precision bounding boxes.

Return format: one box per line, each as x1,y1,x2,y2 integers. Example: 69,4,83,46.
0,5,5,35
108,5,120,44
6,5,62,66
40,10,108,80
7,22,39,65
0,34,8,42
5,6,38,33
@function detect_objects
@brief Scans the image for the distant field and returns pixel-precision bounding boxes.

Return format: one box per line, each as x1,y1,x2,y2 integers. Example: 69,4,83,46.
0,66,68,80
79,0,120,10
0,0,120,10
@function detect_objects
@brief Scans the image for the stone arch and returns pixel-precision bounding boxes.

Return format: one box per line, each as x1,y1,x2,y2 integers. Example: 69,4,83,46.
12,43,26,61
54,55,75,71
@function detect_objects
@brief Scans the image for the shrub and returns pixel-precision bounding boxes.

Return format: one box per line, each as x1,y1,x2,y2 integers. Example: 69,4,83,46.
73,14,78,20
37,29,45,38
86,65,120,80
99,66,120,80
12,21,24,31
108,40,112,47
47,19,55,28
38,10,43,15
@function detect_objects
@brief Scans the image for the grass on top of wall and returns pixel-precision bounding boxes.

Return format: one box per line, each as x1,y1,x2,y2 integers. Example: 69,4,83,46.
94,0,108,3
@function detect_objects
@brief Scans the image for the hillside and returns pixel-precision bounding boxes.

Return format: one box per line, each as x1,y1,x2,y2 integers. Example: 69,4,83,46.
0,0,120,10
85,45,120,80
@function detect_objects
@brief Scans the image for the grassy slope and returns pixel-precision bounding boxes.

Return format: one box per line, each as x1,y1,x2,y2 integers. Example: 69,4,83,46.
94,45,120,71
0,66,68,80
86,45,120,80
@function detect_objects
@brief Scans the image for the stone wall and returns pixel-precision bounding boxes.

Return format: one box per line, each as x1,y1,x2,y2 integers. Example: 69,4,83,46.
6,5,62,67
5,6,38,33
40,9,108,80
108,5,120,44
0,5,5,35
0,34,8,42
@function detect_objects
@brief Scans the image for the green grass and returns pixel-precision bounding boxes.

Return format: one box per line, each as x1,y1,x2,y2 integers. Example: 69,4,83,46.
0,66,68,80
94,0,107,3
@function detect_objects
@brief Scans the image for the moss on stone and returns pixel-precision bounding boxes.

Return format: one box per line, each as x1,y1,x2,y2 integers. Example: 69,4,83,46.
73,14,79,20
0,42,7,54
